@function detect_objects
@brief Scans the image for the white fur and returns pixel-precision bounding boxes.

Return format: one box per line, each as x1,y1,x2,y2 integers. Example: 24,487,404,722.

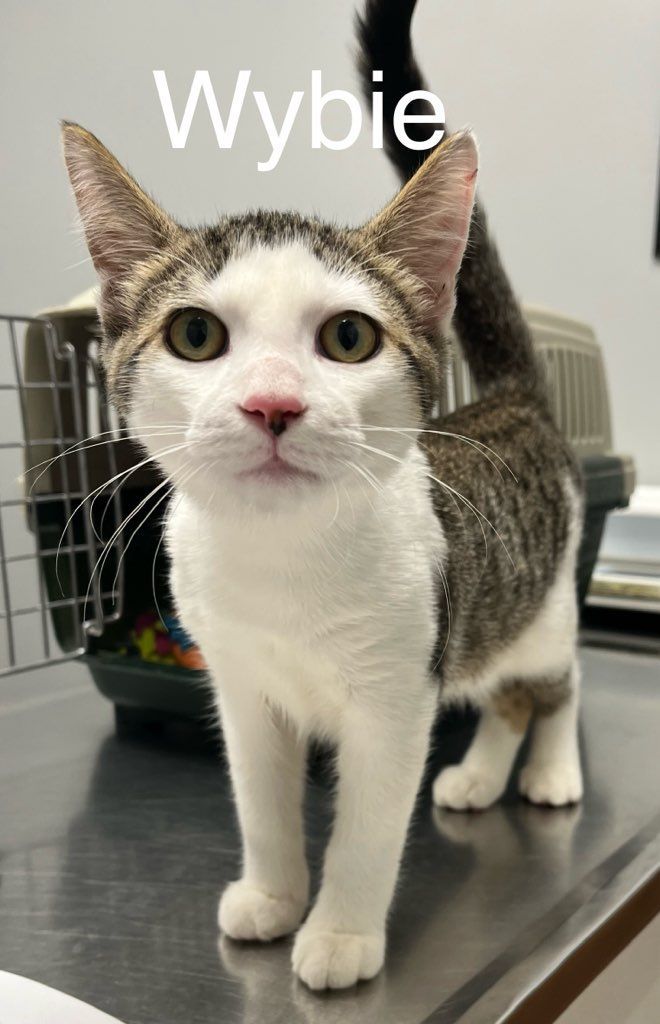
131,243,442,989
128,242,581,990
434,477,583,811
519,665,583,806
433,707,526,810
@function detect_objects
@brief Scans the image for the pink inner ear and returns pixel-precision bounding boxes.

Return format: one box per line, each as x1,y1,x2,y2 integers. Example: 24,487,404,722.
437,168,478,279
62,124,172,283
399,152,478,326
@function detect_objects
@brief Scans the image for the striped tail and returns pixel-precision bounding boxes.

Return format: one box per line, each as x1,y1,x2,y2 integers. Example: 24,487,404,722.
356,0,544,397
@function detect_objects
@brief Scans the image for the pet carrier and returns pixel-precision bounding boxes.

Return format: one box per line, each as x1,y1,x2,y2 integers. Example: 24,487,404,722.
0,295,634,730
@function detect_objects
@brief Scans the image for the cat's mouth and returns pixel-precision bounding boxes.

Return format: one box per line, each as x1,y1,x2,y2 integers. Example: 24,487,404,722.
237,455,319,483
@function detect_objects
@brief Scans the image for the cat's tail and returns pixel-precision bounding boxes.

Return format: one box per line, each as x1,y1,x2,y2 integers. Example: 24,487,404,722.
356,0,544,398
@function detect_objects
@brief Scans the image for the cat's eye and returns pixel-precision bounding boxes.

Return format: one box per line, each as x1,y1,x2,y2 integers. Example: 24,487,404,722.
166,308,228,361
317,311,381,363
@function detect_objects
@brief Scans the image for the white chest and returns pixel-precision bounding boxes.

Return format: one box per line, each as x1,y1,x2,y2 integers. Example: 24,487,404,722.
166,474,443,734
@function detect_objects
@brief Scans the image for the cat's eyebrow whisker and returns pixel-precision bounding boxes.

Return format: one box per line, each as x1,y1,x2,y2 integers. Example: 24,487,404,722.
67,236,211,286
120,241,211,281
65,253,96,271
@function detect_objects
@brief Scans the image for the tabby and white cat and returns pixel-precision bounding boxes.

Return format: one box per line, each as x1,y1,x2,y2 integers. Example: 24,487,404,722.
62,0,583,991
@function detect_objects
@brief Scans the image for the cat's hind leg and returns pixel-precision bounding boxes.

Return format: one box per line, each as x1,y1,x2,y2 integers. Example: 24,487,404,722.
519,660,582,806
433,686,533,811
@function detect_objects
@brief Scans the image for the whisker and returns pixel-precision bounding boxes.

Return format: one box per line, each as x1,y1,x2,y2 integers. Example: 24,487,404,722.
27,425,188,493
355,424,517,481
328,475,342,529
94,444,178,542
337,457,382,511
387,429,505,482
344,438,479,533
343,439,516,571
91,434,190,542
337,448,454,667
151,522,170,628
54,439,194,592
84,470,183,621
108,458,200,599
149,458,220,627
431,554,452,671
110,479,177,595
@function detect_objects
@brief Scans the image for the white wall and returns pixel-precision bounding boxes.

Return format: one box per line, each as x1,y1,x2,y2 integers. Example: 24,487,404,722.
2,0,659,480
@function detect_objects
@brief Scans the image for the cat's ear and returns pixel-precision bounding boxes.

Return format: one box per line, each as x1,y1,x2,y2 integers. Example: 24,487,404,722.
366,130,478,328
61,122,176,284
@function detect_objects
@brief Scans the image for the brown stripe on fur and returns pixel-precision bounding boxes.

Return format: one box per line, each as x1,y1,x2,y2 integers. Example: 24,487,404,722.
492,686,534,734
492,673,574,734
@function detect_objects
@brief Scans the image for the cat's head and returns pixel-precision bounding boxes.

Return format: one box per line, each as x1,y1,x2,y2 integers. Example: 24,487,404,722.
62,123,476,516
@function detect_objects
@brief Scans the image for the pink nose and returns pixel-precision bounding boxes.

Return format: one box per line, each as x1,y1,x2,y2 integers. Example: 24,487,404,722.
240,394,306,437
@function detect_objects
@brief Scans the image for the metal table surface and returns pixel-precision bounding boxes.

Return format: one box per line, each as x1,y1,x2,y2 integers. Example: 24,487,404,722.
0,646,658,1024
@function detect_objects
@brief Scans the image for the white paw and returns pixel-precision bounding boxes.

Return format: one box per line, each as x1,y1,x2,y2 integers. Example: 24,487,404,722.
519,761,583,806
432,764,504,810
292,922,385,990
218,880,306,942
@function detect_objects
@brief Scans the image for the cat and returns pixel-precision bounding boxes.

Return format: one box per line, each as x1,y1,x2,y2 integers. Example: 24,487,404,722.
61,0,583,992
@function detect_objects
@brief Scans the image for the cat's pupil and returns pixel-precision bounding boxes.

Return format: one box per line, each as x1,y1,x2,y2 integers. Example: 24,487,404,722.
337,319,359,351
186,316,208,348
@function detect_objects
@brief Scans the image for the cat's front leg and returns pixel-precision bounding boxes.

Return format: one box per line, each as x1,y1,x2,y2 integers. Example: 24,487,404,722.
292,687,435,990
216,683,309,942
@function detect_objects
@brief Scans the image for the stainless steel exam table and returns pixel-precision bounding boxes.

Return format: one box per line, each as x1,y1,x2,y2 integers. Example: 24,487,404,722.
0,645,658,1024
